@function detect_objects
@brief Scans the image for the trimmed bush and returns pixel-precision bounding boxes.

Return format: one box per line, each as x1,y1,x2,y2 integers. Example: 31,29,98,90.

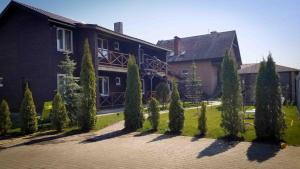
20,83,38,134
50,93,68,132
79,39,96,131
198,102,207,136
148,97,160,130
168,81,184,133
0,100,12,135
124,55,144,131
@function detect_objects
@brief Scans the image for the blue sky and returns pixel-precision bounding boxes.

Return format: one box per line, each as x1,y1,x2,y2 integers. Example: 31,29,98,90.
1,0,299,68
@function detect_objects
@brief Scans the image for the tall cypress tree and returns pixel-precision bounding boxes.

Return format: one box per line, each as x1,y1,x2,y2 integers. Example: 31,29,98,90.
255,54,286,140
20,83,38,134
0,100,12,135
220,51,244,137
168,81,184,133
79,39,96,131
124,55,144,131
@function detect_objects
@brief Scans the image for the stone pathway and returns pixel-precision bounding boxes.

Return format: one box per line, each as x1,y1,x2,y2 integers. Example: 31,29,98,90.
0,121,299,169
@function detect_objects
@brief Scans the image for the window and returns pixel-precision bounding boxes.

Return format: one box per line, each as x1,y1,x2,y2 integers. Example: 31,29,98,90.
56,27,73,52
141,79,145,95
99,76,109,96
57,74,66,94
115,77,121,86
97,38,108,58
113,41,119,51
182,70,189,76
0,77,3,87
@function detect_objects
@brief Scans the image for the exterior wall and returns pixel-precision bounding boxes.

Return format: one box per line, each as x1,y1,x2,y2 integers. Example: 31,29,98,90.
240,71,298,105
168,60,219,97
0,7,59,113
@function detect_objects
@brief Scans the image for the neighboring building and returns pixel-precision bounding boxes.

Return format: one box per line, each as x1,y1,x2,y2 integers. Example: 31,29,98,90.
0,1,169,113
157,31,242,99
238,63,299,105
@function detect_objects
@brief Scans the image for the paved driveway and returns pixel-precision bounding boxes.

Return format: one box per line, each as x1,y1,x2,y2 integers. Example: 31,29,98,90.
0,121,299,169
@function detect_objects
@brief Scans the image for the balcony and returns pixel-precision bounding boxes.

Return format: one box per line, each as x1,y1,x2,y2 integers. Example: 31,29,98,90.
97,48,167,76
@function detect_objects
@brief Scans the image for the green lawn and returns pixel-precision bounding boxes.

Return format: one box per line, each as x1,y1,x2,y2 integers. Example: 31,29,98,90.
5,113,124,138
142,106,300,146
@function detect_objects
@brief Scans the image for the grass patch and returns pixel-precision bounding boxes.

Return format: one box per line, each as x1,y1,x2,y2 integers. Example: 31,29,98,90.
2,113,124,140
142,106,300,145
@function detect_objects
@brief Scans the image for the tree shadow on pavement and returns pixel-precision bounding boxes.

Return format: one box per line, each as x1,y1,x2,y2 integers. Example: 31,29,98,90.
197,138,240,158
246,142,280,162
80,129,131,144
134,129,156,137
1,129,84,150
147,131,178,143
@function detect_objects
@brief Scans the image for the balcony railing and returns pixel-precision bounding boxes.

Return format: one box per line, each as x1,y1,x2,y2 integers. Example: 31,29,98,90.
97,48,167,75
143,54,167,74
98,49,129,68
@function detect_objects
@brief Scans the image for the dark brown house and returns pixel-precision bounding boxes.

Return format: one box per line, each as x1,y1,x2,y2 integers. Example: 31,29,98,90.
157,31,242,99
238,63,299,105
0,1,169,113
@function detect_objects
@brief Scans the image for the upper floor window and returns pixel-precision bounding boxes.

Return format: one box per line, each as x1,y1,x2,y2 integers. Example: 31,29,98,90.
97,38,108,58
57,28,73,53
0,77,3,87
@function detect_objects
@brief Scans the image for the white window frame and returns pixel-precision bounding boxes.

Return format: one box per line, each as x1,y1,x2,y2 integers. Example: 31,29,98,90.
141,79,145,95
97,38,108,58
0,77,3,87
99,76,109,96
113,41,119,51
57,74,66,93
56,27,73,53
115,77,121,86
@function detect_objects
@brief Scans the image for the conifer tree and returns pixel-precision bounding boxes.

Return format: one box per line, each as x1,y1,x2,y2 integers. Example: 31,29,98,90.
148,97,160,131
124,55,144,131
184,61,202,104
79,39,96,131
198,102,207,136
220,51,244,137
20,84,38,134
0,100,12,135
58,53,81,125
50,92,68,132
155,82,170,109
255,54,286,140
168,81,184,133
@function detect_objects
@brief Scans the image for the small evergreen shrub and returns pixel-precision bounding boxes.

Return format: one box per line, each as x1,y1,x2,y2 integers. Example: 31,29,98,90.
198,102,207,136
148,97,160,131
168,81,184,134
20,83,38,134
0,100,12,135
50,93,68,132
